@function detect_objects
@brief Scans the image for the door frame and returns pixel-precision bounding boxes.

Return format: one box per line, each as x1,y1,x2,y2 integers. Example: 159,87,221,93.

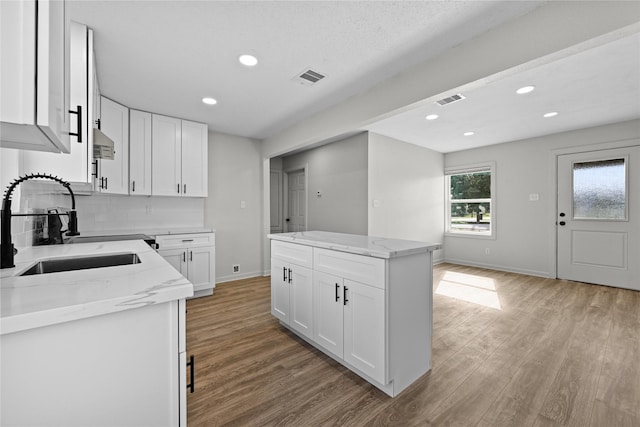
548,137,639,279
283,164,308,233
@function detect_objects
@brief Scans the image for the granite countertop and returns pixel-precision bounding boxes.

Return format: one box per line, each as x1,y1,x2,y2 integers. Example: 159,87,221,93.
0,240,193,335
268,231,442,259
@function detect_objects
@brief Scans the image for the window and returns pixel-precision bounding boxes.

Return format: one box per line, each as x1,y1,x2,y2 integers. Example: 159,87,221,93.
573,158,626,220
445,162,495,237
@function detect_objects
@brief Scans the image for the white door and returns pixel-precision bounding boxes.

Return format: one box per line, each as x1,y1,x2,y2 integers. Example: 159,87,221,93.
287,170,306,232
181,120,208,197
129,110,152,195
158,248,187,277
343,279,385,384
289,265,313,339
313,271,344,358
270,258,290,323
99,97,129,194
152,114,182,196
557,146,639,290
188,246,214,293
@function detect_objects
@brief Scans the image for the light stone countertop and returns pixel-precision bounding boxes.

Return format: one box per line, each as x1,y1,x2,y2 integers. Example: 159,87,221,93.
268,231,441,259
71,227,214,239
0,240,193,335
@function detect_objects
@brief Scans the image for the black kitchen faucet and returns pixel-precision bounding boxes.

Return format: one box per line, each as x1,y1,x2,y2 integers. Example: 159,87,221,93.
1,174,80,269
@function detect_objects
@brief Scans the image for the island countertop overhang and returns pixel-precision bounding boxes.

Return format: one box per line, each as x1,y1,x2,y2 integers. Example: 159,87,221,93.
268,231,441,259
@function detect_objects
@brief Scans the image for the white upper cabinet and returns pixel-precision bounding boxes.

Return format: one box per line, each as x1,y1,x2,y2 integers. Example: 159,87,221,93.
152,115,207,197
180,120,208,197
97,97,129,194
1,0,72,153
129,110,152,195
21,21,93,187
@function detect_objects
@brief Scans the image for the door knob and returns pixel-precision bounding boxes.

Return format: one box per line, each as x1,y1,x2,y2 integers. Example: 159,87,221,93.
559,221,566,226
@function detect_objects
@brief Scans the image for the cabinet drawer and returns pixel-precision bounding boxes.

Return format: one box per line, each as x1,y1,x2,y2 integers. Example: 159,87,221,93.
314,248,385,289
271,240,312,269
156,233,215,249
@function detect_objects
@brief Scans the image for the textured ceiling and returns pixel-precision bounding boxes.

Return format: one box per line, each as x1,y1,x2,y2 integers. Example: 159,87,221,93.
68,1,544,141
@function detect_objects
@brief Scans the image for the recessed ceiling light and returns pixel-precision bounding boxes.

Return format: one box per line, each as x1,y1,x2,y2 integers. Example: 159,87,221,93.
543,111,558,118
516,85,535,94
239,54,258,67
425,114,439,120
202,97,217,105
463,131,475,136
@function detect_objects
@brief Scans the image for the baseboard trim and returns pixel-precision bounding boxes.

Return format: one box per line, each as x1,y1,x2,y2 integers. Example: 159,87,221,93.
443,258,552,279
216,271,263,284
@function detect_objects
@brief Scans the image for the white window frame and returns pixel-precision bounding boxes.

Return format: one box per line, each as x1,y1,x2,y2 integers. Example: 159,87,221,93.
445,161,496,239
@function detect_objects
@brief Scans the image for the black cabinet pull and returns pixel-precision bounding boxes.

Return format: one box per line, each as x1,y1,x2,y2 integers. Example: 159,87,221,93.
190,251,193,262
288,268,292,283
104,177,108,190
335,283,340,301
131,180,135,192
343,286,349,305
186,355,195,393
283,266,287,282
91,160,98,178
69,105,82,142
184,184,187,194
177,184,180,194
183,252,186,262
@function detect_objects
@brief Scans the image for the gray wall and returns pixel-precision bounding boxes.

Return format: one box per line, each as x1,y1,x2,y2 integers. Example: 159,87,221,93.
206,131,263,283
282,133,368,235
368,133,444,262
443,119,640,277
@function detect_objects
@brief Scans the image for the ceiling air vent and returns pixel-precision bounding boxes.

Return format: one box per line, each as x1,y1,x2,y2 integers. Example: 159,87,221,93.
435,93,466,106
293,68,326,86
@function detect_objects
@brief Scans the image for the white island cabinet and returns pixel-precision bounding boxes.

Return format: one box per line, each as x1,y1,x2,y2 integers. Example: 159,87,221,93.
0,240,193,426
268,231,441,397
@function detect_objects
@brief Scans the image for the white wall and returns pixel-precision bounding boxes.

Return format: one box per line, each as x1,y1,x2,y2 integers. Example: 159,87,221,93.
368,133,444,262
261,2,639,158
206,131,263,283
443,119,640,277
282,133,368,235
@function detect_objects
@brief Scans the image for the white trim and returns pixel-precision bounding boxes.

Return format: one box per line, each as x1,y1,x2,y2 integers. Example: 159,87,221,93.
444,258,551,279
444,161,496,238
216,271,264,284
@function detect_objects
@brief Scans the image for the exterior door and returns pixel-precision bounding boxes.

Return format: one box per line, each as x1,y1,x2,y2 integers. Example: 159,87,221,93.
287,170,306,232
557,146,639,290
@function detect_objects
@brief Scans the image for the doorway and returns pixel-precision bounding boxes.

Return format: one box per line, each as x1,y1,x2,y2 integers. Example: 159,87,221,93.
285,169,307,232
557,145,639,290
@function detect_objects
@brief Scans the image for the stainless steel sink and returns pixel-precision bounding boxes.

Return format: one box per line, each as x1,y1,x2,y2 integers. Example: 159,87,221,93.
19,253,141,276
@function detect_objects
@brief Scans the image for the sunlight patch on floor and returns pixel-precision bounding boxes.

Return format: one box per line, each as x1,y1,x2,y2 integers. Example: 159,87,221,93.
435,271,502,310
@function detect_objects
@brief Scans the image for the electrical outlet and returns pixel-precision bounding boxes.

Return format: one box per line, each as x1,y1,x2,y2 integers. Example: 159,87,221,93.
485,248,490,255
233,264,240,273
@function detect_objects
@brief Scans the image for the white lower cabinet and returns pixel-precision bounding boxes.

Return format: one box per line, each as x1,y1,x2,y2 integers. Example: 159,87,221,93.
156,232,216,298
0,300,187,426
271,239,433,397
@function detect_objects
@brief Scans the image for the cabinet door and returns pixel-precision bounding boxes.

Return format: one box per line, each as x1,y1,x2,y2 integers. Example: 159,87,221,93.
270,258,290,324
21,21,90,183
290,265,313,339
188,246,215,293
159,248,187,276
181,120,208,197
313,271,344,358
343,279,386,384
0,0,70,153
99,97,129,194
129,110,152,195
152,114,182,196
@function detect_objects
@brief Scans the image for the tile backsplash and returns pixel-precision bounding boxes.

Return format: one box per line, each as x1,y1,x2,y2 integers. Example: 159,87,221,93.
11,181,205,247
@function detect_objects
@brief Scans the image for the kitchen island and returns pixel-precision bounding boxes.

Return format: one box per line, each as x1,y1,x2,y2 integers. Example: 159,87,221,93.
0,240,193,426
268,231,441,397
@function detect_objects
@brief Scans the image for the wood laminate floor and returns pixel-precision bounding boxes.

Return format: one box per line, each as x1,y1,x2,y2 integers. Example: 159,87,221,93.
186,263,640,426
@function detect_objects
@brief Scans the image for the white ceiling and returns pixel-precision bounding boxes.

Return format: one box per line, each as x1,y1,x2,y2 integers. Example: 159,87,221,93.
68,1,640,154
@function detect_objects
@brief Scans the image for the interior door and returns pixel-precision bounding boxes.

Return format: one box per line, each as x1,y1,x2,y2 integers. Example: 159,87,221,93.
287,170,306,232
557,146,639,290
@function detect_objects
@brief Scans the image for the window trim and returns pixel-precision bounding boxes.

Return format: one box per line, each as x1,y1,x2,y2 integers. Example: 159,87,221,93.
445,161,496,239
